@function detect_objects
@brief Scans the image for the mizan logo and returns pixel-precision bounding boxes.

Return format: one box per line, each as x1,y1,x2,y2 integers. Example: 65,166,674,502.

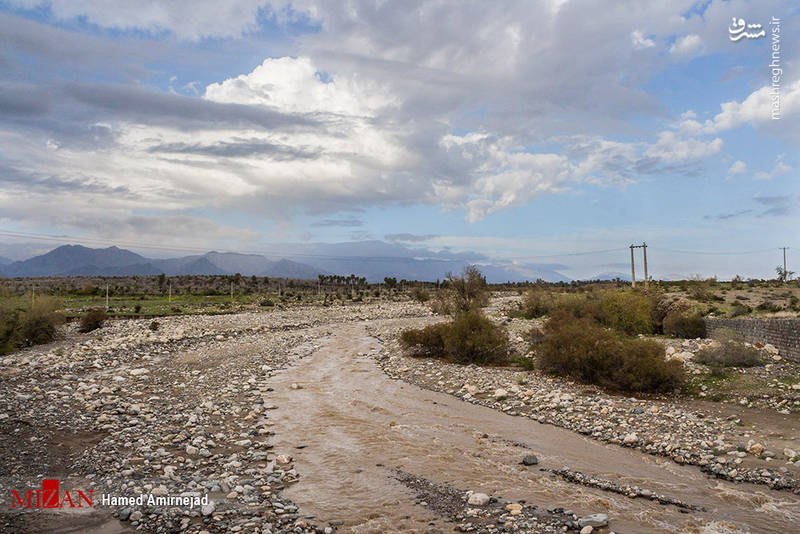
11,479,94,509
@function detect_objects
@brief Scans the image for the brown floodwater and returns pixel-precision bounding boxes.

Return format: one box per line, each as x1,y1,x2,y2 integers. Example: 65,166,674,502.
268,323,800,534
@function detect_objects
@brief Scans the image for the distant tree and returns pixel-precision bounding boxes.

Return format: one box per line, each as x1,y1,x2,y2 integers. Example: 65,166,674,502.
776,266,795,283
384,277,397,289
432,265,488,316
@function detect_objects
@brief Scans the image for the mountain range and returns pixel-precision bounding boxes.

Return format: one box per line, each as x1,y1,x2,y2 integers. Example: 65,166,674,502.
0,243,573,283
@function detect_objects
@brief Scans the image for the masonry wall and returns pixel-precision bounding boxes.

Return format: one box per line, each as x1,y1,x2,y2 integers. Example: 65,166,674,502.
705,317,800,361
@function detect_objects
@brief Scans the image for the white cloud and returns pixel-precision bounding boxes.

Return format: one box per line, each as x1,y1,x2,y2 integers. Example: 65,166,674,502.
205,56,395,115
3,0,793,244
727,160,747,178
644,131,722,162
689,79,800,135
7,0,292,39
669,34,703,59
631,30,655,50
754,159,791,180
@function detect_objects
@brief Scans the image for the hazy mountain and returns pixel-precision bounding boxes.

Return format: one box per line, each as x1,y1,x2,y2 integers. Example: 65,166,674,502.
0,242,571,282
2,245,148,277
154,257,229,276
0,256,12,265
0,245,325,279
263,259,326,279
203,251,270,274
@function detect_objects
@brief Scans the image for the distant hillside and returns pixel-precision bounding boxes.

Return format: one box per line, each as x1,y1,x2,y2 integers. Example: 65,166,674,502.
3,245,149,277
0,242,572,282
1,245,324,279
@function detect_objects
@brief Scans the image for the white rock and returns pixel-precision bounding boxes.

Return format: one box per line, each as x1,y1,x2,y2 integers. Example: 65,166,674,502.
623,433,638,445
578,514,609,528
201,501,216,516
467,492,490,506
493,388,508,400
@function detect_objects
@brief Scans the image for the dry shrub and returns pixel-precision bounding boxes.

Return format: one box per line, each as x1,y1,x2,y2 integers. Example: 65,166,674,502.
431,265,489,316
410,286,430,303
663,311,707,339
0,296,64,354
79,308,107,333
696,329,761,368
535,310,684,393
400,310,508,365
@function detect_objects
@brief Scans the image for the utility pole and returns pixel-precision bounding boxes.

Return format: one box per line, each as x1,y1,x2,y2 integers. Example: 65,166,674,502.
105,284,109,310
642,242,649,289
630,245,636,288
781,246,789,282
168,282,172,302
230,281,234,302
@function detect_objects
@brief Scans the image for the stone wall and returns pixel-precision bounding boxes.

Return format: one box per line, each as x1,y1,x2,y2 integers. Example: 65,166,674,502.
705,317,800,361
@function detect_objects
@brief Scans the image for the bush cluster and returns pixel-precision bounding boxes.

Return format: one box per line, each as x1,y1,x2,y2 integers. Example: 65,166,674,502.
535,310,685,393
594,290,653,335
400,310,509,365
516,288,658,336
695,329,761,368
0,297,64,354
78,309,107,333
663,311,706,338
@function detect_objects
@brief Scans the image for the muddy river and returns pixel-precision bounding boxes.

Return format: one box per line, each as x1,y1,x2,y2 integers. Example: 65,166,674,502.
269,323,800,534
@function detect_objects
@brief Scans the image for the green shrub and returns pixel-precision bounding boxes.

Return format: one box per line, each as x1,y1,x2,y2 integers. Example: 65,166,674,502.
18,298,64,347
511,354,535,370
595,290,653,335
149,321,160,331
410,286,430,303
729,304,751,318
400,310,509,365
79,309,107,333
663,311,707,339
535,310,684,393
756,300,782,313
0,297,64,353
134,304,142,314
516,289,554,318
517,288,655,336
260,299,275,307
400,321,447,355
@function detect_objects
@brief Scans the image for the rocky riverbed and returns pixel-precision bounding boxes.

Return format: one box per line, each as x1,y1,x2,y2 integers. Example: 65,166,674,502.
367,310,800,495
0,302,429,534
2,297,800,533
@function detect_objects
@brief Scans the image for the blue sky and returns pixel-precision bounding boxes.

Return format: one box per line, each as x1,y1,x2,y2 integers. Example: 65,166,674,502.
0,0,798,279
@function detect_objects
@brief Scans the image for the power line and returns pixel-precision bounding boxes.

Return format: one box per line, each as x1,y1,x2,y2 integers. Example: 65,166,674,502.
657,247,780,256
